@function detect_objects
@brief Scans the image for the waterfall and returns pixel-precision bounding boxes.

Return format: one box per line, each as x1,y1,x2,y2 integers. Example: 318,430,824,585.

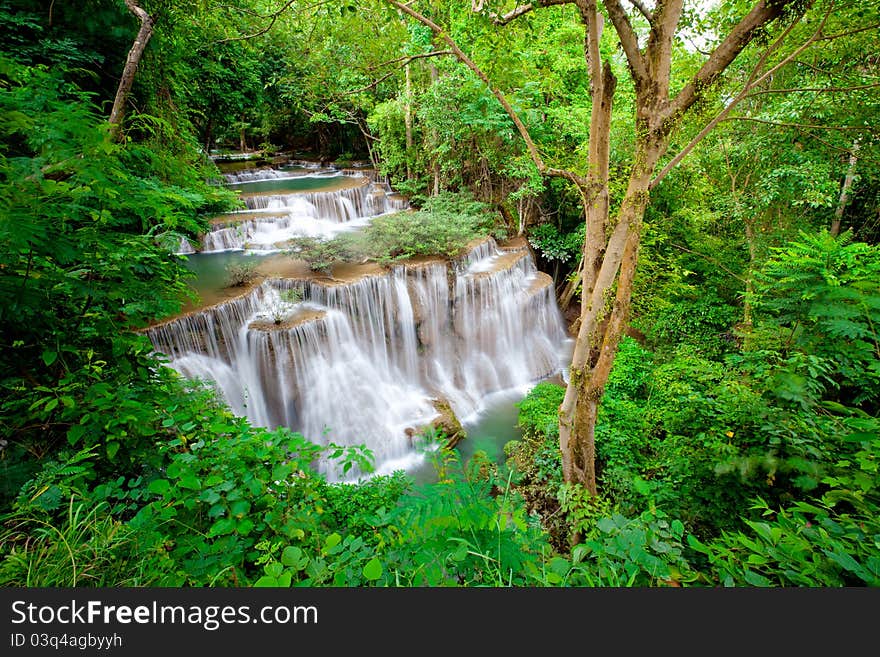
175,236,196,255
224,168,298,184
146,238,568,481
199,177,407,253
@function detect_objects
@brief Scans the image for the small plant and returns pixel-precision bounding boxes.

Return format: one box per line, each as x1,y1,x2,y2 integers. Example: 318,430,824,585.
270,303,285,325
280,288,303,305
287,236,367,275
225,261,259,287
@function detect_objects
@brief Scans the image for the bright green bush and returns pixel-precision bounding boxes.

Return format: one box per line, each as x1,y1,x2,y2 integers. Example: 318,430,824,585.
693,416,880,586
749,230,880,408
516,381,565,439
286,191,504,270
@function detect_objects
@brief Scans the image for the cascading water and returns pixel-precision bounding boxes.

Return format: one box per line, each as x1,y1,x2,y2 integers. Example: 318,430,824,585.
147,237,570,480
193,171,408,254
223,165,325,184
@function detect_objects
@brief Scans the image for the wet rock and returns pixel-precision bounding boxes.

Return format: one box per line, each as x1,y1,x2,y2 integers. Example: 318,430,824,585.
405,397,466,449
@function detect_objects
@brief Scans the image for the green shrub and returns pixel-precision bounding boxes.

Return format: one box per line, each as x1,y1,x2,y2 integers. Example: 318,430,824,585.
644,293,741,360
540,508,700,587
693,416,880,586
287,233,369,274
516,381,565,439
286,191,505,270
225,260,259,287
750,230,880,408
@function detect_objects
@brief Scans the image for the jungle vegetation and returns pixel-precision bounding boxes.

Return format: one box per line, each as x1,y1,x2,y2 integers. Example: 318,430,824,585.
1,0,878,587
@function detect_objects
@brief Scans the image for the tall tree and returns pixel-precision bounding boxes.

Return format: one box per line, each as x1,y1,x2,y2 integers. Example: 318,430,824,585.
388,0,813,495
108,0,155,139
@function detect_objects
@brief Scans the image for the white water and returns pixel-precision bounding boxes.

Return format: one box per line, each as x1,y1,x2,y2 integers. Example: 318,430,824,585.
197,175,408,253
147,238,570,480
223,165,326,184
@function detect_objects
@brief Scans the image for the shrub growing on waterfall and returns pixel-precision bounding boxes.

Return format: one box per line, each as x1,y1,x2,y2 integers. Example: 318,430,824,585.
225,260,259,286
363,191,505,262
285,191,506,271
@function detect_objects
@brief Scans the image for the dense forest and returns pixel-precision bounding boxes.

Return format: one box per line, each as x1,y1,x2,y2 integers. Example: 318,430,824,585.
1,0,878,588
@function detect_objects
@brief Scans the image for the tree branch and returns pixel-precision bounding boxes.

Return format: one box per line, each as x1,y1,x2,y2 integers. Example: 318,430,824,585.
604,0,649,92
645,0,684,100
651,1,823,188
666,0,800,123
669,243,747,283
367,50,454,70
340,51,453,95
817,21,880,42
629,0,653,22
108,0,155,140
721,116,875,132
214,0,334,44
491,0,574,25
744,82,880,97
389,0,567,182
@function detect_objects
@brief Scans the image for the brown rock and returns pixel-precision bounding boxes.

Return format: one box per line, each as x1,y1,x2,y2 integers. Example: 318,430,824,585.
405,397,466,449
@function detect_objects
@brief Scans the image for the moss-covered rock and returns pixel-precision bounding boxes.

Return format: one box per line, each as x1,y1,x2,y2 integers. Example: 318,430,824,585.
405,397,466,449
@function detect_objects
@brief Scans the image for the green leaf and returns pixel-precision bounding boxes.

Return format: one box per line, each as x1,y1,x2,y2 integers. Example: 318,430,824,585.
323,533,342,553
671,519,685,539
281,546,304,568
823,549,870,581
632,477,652,496
549,556,570,577
208,517,236,537
42,350,57,366
742,569,772,587
545,571,563,585
147,479,171,496
67,424,85,446
178,474,201,490
451,543,468,562
362,557,383,581
596,517,616,533
571,544,591,564
229,499,251,517
687,534,711,554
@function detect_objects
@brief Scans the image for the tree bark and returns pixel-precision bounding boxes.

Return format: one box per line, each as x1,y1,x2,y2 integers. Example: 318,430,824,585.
743,216,757,336
429,63,441,195
108,0,155,140
559,143,658,490
556,0,797,494
831,140,860,236
388,0,802,498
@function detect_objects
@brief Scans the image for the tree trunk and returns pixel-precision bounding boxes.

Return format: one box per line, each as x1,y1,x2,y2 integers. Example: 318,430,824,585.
559,144,658,491
558,257,584,313
831,140,860,236
108,0,155,140
429,63,441,195
389,0,802,499
204,117,214,156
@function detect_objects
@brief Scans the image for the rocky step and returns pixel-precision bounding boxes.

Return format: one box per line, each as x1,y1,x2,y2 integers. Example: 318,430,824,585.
238,174,365,199
248,308,327,332
525,271,554,298
209,210,289,227
465,250,530,278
